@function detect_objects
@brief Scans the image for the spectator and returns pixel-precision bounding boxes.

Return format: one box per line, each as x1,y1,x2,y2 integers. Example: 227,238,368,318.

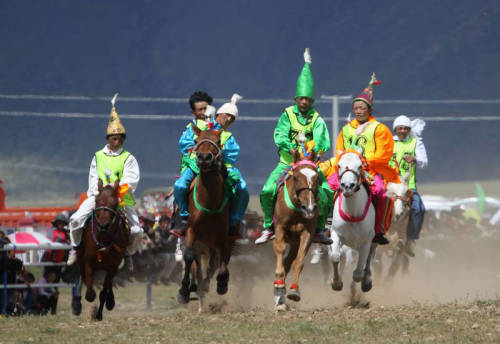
34,270,59,315
42,213,70,282
141,213,158,249
155,215,175,253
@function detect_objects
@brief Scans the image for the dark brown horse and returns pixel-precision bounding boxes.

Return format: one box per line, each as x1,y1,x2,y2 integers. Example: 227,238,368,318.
72,179,129,320
273,151,319,310
177,126,233,312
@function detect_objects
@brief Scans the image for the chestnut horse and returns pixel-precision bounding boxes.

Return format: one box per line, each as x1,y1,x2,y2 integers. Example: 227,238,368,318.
72,179,129,320
177,126,233,312
273,151,319,309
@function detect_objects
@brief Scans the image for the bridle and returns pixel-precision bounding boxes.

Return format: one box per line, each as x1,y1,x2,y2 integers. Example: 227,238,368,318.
193,138,223,166
93,206,118,232
338,166,362,193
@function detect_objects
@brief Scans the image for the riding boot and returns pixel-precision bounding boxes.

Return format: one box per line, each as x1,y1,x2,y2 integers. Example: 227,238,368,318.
170,218,188,238
228,222,243,239
372,233,389,245
255,224,275,245
312,231,333,245
401,240,415,257
67,247,79,265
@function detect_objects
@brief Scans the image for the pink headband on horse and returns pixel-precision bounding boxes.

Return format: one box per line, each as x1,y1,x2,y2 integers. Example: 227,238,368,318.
291,160,317,171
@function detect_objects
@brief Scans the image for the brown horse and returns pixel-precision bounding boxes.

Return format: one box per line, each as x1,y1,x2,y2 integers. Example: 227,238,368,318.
72,179,129,320
177,126,233,311
273,151,319,309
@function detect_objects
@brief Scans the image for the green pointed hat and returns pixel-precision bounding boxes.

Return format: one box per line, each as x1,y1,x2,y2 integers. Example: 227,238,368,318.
294,48,315,99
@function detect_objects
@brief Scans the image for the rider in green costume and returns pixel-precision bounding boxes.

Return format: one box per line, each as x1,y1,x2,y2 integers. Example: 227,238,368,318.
255,48,333,245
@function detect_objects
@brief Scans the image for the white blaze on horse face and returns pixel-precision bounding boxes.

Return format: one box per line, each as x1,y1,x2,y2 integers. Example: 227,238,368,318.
300,167,317,209
339,153,362,195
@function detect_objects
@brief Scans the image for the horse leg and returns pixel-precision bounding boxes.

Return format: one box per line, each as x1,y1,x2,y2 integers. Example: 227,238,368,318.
71,276,83,315
178,226,195,304
283,243,298,276
84,262,96,302
216,241,231,295
287,230,311,302
329,231,343,291
386,249,402,282
189,261,199,301
361,243,377,292
353,243,370,283
104,266,117,311
373,249,383,280
272,225,287,307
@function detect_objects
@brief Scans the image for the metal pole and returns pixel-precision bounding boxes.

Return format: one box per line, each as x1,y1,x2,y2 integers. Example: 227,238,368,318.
146,275,152,310
332,95,339,153
2,270,7,315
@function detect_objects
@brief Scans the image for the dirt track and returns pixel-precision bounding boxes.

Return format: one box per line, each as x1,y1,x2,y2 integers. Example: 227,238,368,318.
2,235,500,343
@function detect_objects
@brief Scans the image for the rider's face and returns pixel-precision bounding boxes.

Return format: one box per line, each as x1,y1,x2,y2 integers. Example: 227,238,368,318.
216,113,235,129
192,101,209,120
295,97,313,114
107,135,125,151
352,101,372,123
395,126,411,140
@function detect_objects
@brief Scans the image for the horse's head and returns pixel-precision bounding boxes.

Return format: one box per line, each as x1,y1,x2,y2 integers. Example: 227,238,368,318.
387,181,411,221
95,179,119,233
337,151,365,197
192,125,223,172
290,150,319,219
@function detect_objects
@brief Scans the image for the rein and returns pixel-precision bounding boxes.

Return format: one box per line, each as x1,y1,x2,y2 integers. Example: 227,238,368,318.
90,208,123,257
193,176,230,214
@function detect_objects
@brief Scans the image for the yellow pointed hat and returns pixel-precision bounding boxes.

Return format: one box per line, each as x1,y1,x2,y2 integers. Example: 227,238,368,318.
106,93,126,136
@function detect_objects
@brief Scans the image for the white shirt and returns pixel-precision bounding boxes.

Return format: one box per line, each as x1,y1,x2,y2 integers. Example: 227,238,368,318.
87,145,140,197
393,135,428,169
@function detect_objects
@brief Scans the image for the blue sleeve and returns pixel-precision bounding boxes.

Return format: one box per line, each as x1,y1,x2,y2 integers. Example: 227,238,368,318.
178,126,195,156
223,135,239,165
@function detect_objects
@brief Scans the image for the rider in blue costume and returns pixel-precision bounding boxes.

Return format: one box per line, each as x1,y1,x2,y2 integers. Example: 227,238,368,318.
172,93,249,237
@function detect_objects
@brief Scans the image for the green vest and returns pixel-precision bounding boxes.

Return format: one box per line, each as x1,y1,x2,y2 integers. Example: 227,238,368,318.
279,106,319,164
95,150,136,206
187,119,209,131
391,137,418,189
342,121,379,159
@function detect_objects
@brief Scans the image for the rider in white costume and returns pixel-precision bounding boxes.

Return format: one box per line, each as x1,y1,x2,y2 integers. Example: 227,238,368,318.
66,94,143,269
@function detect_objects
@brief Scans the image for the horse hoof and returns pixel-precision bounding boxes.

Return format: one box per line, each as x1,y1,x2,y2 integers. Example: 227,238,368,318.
352,274,362,283
71,296,82,315
361,280,372,292
189,291,199,301
274,303,288,312
274,287,286,298
177,290,190,304
86,289,96,303
331,280,343,291
216,272,229,295
287,289,301,302
95,312,103,321
105,291,115,310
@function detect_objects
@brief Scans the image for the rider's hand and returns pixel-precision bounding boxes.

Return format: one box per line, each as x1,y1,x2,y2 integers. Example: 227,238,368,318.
403,155,416,163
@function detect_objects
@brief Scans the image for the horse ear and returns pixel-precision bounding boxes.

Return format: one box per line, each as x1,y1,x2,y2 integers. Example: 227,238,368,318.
98,179,103,193
192,124,202,136
214,129,223,139
293,149,301,163
113,179,120,191
356,146,364,155
309,150,318,162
